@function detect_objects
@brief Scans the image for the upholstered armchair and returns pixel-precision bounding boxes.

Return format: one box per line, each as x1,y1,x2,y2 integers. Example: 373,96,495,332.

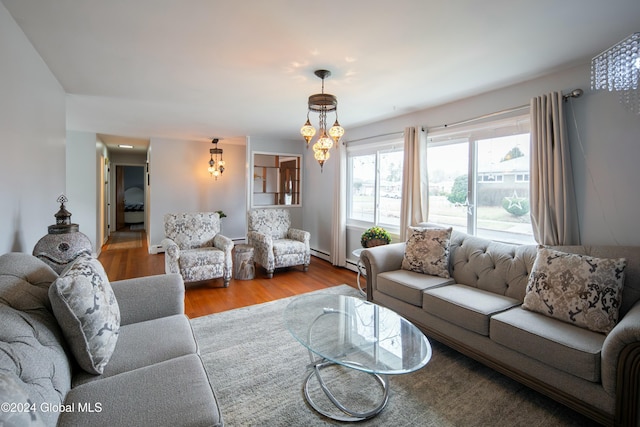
247,208,310,278
161,212,234,287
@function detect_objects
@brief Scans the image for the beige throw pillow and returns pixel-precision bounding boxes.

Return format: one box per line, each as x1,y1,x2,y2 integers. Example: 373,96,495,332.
401,226,452,278
49,254,120,374
522,247,626,334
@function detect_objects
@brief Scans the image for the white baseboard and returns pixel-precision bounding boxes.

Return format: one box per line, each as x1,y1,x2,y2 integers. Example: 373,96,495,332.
149,244,165,254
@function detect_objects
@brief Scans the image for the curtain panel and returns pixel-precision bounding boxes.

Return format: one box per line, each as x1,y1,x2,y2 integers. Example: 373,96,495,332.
330,142,347,266
400,127,428,241
530,92,580,245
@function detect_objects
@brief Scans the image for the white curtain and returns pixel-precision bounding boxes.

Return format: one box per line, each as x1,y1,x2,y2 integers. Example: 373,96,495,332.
399,127,429,241
530,92,580,245
330,142,347,266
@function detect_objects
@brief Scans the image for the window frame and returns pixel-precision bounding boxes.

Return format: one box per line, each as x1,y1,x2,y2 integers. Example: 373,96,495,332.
426,112,533,244
346,139,404,234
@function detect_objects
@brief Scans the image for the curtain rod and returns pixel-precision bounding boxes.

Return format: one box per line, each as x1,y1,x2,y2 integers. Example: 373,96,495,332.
427,105,528,132
344,130,404,144
428,88,583,132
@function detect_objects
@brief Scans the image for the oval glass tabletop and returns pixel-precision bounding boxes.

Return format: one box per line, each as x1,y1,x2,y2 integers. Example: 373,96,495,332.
284,293,431,375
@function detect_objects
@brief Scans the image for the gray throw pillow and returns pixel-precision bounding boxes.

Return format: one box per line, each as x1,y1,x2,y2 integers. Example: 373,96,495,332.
401,226,452,278
49,254,120,374
522,247,626,334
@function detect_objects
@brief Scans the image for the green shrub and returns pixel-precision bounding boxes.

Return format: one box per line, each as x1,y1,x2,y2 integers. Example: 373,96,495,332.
502,196,530,216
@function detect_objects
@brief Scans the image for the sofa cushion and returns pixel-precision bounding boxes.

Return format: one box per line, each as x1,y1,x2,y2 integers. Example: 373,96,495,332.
73,314,198,386
401,226,452,278
60,355,223,427
491,307,605,382
522,247,626,334
49,254,120,374
378,269,454,306
0,372,46,426
423,284,520,335
0,253,72,427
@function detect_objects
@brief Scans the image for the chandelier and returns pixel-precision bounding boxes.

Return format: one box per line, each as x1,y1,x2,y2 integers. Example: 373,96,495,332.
591,32,640,114
207,138,225,179
300,69,344,171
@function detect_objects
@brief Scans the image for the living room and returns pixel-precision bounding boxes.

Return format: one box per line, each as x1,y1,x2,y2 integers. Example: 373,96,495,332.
2,1,640,426
2,1,640,259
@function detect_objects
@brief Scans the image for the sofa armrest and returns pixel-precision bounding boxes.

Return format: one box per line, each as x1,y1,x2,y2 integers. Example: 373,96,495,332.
111,273,185,325
247,230,273,269
602,301,640,397
360,242,405,300
161,237,180,274
287,228,310,245
213,234,234,253
214,234,234,279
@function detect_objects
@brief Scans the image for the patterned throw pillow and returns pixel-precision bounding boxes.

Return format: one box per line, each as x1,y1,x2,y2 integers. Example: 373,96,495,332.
522,247,626,334
401,226,452,278
49,254,120,374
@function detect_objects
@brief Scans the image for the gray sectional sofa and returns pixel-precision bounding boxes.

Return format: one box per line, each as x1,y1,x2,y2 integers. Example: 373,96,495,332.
360,229,640,426
0,252,222,427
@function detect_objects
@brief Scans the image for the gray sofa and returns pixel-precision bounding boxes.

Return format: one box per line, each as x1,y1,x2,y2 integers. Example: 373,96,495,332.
0,252,222,427
361,229,640,426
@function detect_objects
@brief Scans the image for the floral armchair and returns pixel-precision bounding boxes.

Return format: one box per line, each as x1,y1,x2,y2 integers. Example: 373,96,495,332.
161,212,234,287
247,208,310,278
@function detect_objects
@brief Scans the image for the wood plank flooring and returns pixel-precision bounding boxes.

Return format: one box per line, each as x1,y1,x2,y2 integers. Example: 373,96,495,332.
98,229,358,318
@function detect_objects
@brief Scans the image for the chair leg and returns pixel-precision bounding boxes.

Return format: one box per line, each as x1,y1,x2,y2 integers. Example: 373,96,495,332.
266,270,274,279
223,278,230,287
303,264,309,272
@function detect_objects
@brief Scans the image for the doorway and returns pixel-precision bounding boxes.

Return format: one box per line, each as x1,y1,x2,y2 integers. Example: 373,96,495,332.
115,165,145,231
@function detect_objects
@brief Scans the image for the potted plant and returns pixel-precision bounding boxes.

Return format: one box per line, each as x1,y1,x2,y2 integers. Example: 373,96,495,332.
361,226,391,248
215,210,227,219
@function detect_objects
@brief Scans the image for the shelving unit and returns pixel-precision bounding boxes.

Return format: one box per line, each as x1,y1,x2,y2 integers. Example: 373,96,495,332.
253,154,301,206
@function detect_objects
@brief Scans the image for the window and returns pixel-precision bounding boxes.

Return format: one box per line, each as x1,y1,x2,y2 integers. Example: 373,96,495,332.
347,141,404,231
427,113,534,244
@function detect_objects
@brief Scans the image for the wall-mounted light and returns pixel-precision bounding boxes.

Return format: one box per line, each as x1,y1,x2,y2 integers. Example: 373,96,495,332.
208,138,225,179
591,32,640,114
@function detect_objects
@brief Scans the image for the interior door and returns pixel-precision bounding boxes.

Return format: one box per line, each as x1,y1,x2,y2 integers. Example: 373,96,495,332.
115,165,125,230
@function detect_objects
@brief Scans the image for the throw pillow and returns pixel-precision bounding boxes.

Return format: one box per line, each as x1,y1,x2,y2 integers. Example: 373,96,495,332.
401,226,452,278
522,247,626,334
49,254,120,374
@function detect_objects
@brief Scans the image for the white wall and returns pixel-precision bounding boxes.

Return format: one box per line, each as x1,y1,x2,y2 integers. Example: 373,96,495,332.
312,61,640,262
0,3,66,253
66,131,104,254
148,137,248,248
302,142,337,259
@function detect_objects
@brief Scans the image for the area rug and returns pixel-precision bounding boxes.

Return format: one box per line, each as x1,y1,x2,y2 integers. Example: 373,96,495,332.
190,285,599,426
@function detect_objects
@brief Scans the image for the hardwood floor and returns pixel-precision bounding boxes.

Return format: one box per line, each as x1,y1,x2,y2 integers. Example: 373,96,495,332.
98,229,358,318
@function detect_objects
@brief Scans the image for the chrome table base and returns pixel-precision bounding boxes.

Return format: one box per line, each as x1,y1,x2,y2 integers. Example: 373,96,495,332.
303,354,389,422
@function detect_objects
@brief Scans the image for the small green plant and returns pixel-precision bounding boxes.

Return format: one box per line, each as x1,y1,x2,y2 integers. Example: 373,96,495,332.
215,210,227,219
361,226,391,248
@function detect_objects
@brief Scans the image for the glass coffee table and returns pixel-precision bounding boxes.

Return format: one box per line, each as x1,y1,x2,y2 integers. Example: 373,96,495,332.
284,293,431,421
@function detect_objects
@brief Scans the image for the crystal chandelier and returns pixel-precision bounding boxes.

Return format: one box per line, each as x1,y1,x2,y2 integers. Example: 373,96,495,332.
207,138,225,179
300,69,344,171
591,32,640,114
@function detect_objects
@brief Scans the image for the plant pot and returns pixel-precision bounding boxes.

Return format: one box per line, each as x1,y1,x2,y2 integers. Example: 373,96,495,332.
364,239,389,248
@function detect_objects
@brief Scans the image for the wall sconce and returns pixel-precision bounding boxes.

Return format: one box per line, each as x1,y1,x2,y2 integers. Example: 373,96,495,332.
591,32,640,114
208,138,225,179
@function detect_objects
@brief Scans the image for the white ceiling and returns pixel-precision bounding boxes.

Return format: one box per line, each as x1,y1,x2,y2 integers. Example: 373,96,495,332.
3,0,640,152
